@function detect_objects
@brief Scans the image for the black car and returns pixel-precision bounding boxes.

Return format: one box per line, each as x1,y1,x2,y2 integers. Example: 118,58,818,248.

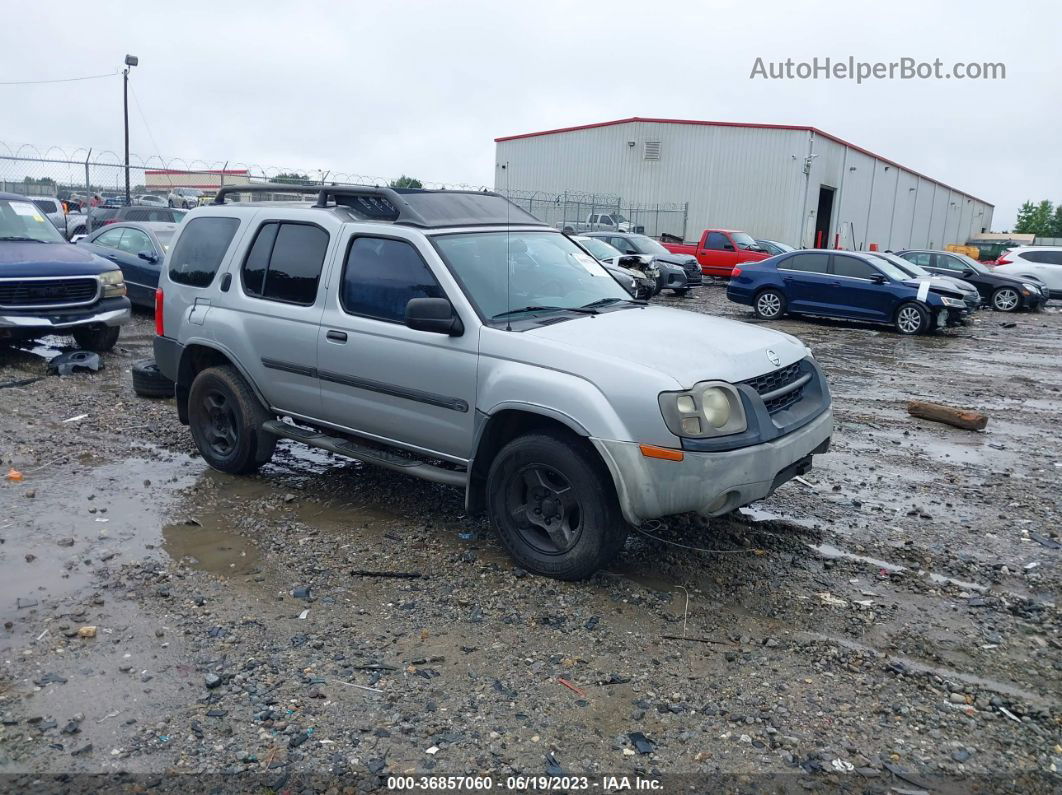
88,204,187,232
896,249,1047,312
585,231,702,295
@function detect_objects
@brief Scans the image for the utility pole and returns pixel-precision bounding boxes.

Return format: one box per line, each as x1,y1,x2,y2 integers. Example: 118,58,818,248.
123,54,139,205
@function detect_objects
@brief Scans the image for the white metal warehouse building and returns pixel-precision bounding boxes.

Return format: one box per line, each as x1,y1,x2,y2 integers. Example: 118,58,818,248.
494,117,994,250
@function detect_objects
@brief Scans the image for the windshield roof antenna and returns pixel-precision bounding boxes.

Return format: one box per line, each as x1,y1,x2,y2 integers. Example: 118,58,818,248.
503,160,511,332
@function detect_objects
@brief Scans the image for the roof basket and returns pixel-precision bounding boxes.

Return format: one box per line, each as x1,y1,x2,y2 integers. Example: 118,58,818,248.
212,184,546,228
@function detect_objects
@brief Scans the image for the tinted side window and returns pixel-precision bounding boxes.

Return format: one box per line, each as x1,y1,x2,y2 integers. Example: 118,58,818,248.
935,255,964,271
262,223,328,305
706,232,729,250
902,252,932,268
94,228,125,249
782,253,829,273
241,223,277,297
168,217,240,288
119,228,152,254
33,200,58,213
1023,250,1062,264
832,255,877,279
342,237,444,323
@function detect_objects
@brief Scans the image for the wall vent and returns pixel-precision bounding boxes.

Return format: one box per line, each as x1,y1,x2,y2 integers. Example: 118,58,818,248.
643,141,661,160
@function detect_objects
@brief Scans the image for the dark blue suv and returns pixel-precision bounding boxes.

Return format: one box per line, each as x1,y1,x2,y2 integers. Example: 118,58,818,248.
727,249,969,335
0,192,130,351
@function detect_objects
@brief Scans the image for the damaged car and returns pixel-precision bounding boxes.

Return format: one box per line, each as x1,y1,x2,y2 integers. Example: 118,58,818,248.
0,192,130,351
727,249,968,334
571,234,656,299
155,185,832,580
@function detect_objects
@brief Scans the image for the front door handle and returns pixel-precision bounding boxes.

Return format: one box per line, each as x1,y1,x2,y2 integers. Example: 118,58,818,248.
326,330,347,343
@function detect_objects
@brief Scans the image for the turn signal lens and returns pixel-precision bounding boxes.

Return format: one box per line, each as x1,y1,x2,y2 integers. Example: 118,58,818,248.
639,444,684,462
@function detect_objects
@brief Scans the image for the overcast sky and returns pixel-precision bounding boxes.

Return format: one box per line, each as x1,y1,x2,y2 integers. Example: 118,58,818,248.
2,0,1058,227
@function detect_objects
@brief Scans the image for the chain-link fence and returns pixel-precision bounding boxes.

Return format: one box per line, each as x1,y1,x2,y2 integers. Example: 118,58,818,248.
500,189,688,239
0,145,689,241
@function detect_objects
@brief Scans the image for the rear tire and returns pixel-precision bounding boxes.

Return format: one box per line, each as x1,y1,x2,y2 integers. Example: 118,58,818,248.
131,358,175,398
991,287,1020,312
895,302,929,335
72,325,120,352
753,288,786,319
188,365,276,473
486,431,628,580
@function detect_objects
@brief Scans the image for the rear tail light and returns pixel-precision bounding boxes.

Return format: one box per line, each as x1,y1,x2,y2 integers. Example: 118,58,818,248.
154,289,164,336
731,267,742,278
102,218,118,225
996,257,1011,264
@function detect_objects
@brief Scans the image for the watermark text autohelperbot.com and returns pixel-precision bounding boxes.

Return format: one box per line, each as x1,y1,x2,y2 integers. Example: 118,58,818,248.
750,56,1005,83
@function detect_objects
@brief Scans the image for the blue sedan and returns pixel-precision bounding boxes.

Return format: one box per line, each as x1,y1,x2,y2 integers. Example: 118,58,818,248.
77,221,177,308
726,249,969,335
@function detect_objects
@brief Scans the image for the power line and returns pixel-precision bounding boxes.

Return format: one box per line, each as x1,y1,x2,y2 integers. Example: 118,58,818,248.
0,71,118,86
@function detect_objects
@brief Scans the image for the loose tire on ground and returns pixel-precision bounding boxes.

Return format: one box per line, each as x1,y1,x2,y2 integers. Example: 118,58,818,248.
895,301,929,335
72,325,120,352
188,365,276,474
486,430,629,580
753,288,786,319
131,358,175,398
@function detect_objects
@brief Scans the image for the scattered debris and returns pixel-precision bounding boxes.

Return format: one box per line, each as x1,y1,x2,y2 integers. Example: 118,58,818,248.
557,677,586,698
1029,532,1060,550
76,626,97,638
628,732,655,754
661,634,730,645
906,400,988,431
62,413,89,423
349,570,423,579
47,351,102,376
5,468,23,482
817,592,849,607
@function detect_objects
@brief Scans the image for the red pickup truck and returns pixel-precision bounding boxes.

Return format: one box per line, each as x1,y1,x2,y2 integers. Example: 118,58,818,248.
662,229,772,278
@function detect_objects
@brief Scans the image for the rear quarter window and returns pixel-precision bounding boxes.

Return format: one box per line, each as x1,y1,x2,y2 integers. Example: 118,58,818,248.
168,217,240,288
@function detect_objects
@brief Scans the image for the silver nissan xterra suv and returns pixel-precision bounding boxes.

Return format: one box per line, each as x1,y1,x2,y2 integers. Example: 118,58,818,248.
154,185,832,580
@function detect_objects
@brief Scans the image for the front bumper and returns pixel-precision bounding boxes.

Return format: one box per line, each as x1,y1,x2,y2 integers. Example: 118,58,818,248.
592,407,833,525
0,298,130,334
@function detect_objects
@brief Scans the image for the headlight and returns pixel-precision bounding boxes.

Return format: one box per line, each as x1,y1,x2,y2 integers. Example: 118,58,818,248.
940,296,965,308
99,269,126,298
659,382,747,438
1021,282,1039,293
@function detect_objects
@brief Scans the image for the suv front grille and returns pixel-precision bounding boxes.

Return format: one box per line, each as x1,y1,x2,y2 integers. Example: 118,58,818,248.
742,362,805,414
0,278,99,308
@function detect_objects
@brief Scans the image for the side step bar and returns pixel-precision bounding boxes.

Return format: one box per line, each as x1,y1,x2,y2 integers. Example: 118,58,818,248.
262,420,467,488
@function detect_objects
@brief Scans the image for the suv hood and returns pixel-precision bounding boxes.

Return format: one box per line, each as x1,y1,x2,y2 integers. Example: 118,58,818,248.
525,305,809,387
0,240,116,278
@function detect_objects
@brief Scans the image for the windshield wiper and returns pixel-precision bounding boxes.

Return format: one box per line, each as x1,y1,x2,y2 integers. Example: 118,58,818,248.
581,297,647,309
0,236,47,243
492,305,598,320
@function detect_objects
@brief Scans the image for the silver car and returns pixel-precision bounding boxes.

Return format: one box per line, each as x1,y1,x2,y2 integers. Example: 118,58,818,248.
154,186,832,579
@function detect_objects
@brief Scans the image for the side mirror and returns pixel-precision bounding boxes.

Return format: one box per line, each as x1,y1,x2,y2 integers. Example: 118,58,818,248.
138,250,159,263
962,269,975,277
405,297,463,336
870,273,887,284
723,244,735,251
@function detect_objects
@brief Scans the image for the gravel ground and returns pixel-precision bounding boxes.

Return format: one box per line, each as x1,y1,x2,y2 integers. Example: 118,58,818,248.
0,292,1059,793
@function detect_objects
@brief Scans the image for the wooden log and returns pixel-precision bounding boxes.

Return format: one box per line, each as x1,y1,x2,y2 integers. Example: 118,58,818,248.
907,400,988,431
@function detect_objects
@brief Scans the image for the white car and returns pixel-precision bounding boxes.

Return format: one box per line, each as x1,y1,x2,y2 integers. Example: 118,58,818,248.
994,247,1062,300
136,194,168,207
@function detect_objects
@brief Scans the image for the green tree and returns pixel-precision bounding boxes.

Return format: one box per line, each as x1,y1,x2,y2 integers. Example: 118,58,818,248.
389,175,423,189
1014,199,1054,236
1050,204,1062,238
274,172,312,184
22,176,56,185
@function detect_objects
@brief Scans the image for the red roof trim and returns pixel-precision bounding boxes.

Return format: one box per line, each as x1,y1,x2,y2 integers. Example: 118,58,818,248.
144,168,249,175
494,117,991,206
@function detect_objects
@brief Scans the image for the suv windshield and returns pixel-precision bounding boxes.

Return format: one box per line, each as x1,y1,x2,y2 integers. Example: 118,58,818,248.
626,234,670,256
0,199,66,243
434,230,631,321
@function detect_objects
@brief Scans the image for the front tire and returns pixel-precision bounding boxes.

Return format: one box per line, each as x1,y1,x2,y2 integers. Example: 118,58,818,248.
188,365,276,474
895,302,929,335
991,287,1020,312
486,431,628,580
753,288,786,319
671,288,689,297
72,325,120,352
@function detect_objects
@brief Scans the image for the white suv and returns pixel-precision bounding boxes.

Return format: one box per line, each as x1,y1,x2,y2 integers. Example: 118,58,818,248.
994,247,1062,299
153,184,832,579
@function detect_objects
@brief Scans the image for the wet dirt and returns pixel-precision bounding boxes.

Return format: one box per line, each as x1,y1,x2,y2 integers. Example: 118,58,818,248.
0,297,1059,790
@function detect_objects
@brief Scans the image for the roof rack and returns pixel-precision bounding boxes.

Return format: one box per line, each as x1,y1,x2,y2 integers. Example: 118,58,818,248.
211,183,547,228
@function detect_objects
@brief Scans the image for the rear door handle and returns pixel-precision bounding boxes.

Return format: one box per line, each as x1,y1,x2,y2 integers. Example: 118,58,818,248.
326,330,347,343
